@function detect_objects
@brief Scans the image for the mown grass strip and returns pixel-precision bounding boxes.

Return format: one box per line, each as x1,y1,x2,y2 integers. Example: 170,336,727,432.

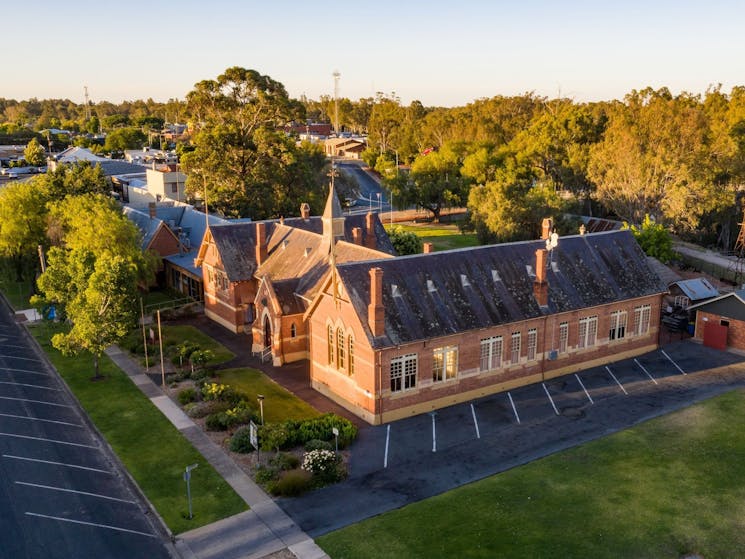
318,389,745,558
30,322,247,535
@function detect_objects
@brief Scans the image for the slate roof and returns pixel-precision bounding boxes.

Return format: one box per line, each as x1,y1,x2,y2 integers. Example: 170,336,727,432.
336,229,666,348
122,206,164,249
208,223,259,282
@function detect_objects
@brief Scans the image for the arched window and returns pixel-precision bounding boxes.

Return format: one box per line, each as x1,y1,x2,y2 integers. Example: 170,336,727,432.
348,336,354,376
337,328,345,370
290,323,297,338
327,325,334,365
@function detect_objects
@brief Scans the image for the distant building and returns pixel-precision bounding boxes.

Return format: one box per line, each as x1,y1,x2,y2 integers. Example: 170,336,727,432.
324,137,367,159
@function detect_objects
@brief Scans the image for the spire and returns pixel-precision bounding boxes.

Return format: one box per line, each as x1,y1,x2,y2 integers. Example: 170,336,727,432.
323,166,345,243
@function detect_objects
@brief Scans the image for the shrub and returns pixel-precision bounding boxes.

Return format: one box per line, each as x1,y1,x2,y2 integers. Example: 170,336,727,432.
205,412,230,431
302,449,340,476
284,414,358,448
269,452,300,471
183,402,199,416
270,469,312,497
178,387,197,405
304,439,333,452
259,423,291,452
224,400,255,427
202,382,229,401
229,426,255,454
254,466,275,485
187,400,231,418
388,226,424,255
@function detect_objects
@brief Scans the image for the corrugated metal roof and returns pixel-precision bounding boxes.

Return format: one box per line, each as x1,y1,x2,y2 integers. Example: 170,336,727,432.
670,278,719,301
336,229,665,348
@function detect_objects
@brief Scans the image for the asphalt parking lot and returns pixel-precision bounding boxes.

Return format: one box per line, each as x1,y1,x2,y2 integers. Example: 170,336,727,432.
279,340,745,537
0,309,171,558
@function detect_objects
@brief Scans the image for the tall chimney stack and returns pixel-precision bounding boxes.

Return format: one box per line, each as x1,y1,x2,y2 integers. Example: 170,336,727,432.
300,203,311,219
533,248,549,307
541,217,553,240
365,212,377,249
352,227,363,245
368,267,385,337
255,222,267,266
148,201,156,219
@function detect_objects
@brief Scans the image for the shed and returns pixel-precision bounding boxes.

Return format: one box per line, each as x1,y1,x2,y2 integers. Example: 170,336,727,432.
689,289,745,350
668,278,720,309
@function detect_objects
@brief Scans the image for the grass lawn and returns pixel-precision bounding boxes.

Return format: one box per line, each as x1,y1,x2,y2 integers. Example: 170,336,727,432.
318,389,745,558
122,324,235,368
387,223,479,251
30,322,247,535
216,368,319,423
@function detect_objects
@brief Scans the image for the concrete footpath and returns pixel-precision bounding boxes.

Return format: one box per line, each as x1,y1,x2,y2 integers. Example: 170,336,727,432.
104,346,329,559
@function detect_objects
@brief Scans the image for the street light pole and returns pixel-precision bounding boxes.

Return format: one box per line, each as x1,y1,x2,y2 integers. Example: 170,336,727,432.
257,394,265,425
184,463,198,519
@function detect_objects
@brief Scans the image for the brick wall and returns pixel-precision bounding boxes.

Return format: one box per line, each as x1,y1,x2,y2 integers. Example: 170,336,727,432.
695,310,745,350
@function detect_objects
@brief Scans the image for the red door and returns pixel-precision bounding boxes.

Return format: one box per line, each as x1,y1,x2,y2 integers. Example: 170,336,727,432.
703,321,728,350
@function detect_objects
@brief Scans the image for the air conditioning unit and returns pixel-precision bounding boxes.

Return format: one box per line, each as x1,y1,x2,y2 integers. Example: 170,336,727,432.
547,350,558,360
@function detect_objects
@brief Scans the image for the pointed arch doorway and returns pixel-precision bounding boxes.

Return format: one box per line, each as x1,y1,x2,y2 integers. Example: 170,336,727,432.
263,315,272,349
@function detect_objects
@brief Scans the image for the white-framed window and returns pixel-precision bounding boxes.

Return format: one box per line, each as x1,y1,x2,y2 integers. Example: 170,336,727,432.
348,336,354,376
480,336,503,371
558,322,569,353
578,316,598,348
432,346,458,382
390,354,417,392
527,328,538,361
609,310,627,341
674,295,690,309
510,332,521,364
337,328,345,371
327,325,334,365
633,304,652,335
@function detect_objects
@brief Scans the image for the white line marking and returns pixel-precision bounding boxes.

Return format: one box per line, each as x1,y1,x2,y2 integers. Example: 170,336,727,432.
0,396,71,408
0,380,59,391
15,481,135,504
0,367,49,377
574,374,594,404
507,392,521,424
0,355,43,363
0,412,81,427
634,358,658,385
383,424,390,468
3,454,111,474
542,383,560,415
24,512,156,538
661,349,686,375
605,366,628,395
430,413,437,453
0,343,29,350
470,403,481,439
0,432,97,449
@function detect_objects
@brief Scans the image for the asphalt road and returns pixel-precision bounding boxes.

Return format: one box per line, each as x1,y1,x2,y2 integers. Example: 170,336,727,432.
335,160,391,213
279,340,745,537
0,303,171,559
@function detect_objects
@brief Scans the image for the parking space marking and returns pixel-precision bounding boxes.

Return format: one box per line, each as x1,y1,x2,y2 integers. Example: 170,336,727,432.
0,354,43,363
0,412,82,428
383,424,390,468
661,349,686,375
15,481,136,504
542,383,560,415
0,432,97,449
634,358,658,385
507,392,521,424
0,367,49,377
0,343,30,350
574,374,594,404
3,454,111,474
470,403,481,439
605,366,628,395
25,512,156,538
0,396,72,408
0,380,60,391
429,412,437,453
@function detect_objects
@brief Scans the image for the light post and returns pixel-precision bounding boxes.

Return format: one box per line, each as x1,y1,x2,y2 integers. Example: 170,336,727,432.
184,463,198,519
377,192,381,212
332,426,339,454
257,394,265,425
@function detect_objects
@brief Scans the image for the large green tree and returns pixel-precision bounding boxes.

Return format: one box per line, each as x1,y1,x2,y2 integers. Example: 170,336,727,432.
31,161,108,202
181,67,323,218
24,137,46,166
0,181,48,280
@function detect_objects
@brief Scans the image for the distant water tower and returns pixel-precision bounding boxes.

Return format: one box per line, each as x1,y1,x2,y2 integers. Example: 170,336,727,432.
332,70,340,136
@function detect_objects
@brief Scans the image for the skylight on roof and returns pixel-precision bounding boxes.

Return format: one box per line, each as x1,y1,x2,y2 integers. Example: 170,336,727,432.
526,265,535,277
391,284,401,297
492,269,501,282
427,279,437,293
460,274,470,287
551,261,559,273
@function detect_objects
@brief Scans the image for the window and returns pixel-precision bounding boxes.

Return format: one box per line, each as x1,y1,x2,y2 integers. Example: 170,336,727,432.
558,322,569,353
337,328,345,370
327,325,334,365
479,336,503,371
171,183,178,193
432,346,458,382
609,310,627,341
390,354,417,392
578,316,598,348
527,329,538,361
674,295,690,309
510,332,521,364
348,336,354,376
290,323,297,338
633,304,651,335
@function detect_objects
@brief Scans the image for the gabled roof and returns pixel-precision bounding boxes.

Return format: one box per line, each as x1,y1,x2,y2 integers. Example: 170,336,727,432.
687,289,745,321
670,278,719,301
335,229,666,348
122,206,166,249
208,223,259,281
323,182,344,221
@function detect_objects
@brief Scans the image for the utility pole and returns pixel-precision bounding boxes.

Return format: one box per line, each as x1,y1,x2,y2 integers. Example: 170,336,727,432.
83,86,91,121
333,70,341,136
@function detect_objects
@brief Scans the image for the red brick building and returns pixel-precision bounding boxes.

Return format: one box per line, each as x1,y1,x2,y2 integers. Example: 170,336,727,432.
307,221,665,424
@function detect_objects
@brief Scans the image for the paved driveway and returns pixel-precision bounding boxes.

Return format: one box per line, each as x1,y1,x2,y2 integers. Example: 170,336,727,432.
0,305,171,559
279,340,745,537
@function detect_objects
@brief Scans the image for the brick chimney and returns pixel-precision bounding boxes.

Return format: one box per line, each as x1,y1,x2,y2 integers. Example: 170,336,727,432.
541,218,553,240
255,222,267,266
368,267,385,337
533,248,549,307
365,212,377,249
352,227,363,245
300,203,311,219
423,242,434,254
148,201,156,219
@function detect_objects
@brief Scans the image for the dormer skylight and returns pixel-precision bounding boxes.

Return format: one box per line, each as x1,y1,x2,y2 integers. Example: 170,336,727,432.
460,274,470,287
391,284,402,297
492,269,501,282
427,279,437,293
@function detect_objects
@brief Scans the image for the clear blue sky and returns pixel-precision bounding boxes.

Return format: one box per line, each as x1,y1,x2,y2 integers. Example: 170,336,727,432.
9,0,745,107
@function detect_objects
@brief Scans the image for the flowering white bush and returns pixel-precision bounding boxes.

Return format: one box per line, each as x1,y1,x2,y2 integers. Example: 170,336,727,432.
301,449,338,475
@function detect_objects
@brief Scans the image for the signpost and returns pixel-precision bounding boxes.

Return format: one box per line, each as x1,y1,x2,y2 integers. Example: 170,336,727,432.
332,426,339,454
250,420,259,464
184,463,198,519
